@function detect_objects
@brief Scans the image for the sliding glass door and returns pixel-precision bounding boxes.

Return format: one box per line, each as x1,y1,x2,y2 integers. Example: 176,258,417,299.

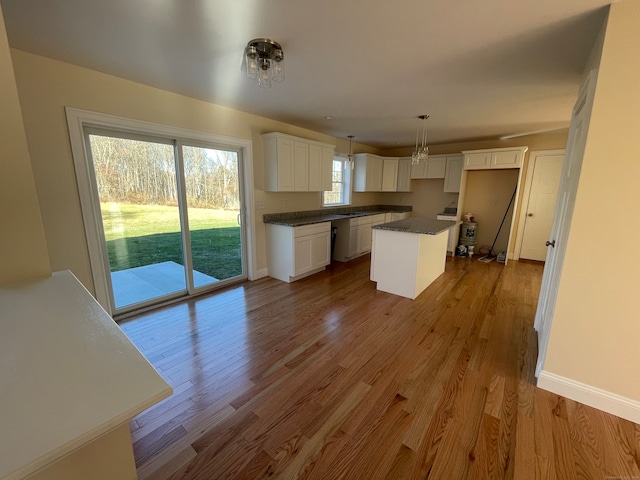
180,144,244,289
85,128,246,315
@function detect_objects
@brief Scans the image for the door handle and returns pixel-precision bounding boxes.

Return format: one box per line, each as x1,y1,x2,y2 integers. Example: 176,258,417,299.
545,240,556,248
527,213,533,217
237,213,242,225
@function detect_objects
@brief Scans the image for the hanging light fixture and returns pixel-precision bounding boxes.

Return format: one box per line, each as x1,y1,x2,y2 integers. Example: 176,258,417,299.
244,38,285,88
411,115,430,165
346,135,355,169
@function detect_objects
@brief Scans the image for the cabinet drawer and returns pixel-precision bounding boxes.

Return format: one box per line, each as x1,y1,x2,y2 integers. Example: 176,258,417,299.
293,222,330,238
351,215,373,227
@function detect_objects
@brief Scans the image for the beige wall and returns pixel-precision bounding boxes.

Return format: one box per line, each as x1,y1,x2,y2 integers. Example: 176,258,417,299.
544,0,640,399
0,6,50,286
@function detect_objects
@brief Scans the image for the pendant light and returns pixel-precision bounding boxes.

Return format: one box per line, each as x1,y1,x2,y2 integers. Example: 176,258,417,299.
346,135,355,170
411,115,429,165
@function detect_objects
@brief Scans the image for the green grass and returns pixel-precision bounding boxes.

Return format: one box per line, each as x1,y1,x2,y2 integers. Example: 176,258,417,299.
102,203,242,279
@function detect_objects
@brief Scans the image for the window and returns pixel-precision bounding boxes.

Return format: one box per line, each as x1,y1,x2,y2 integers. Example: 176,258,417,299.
323,155,351,206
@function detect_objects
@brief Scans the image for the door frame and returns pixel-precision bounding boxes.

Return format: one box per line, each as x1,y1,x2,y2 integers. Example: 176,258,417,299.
513,149,565,261
66,107,257,316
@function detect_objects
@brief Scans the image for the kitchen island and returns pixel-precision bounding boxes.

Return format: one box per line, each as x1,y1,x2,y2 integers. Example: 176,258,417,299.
370,217,456,299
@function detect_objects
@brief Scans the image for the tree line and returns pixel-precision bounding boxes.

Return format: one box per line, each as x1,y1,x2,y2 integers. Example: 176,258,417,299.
89,134,240,210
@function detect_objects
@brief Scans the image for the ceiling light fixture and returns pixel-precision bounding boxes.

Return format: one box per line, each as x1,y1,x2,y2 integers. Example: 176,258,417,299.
346,135,355,170
244,38,285,88
411,115,430,165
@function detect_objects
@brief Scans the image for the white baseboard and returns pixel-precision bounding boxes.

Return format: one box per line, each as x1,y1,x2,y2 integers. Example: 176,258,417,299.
537,370,640,424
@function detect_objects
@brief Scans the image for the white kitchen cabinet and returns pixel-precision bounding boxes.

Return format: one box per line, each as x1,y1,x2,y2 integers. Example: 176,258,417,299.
410,156,427,179
410,154,447,179
385,211,410,222
427,155,447,178
308,143,322,192
263,132,335,192
266,222,331,282
396,157,412,192
294,141,309,191
321,146,333,191
462,147,527,170
263,134,295,191
353,153,383,192
444,155,464,193
333,213,386,261
381,157,399,191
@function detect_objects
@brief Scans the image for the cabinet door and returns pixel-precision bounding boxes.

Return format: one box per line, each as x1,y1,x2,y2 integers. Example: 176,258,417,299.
491,150,523,168
410,157,428,179
426,156,447,178
463,152,491,170
381,158,398,192
294,236,313,275
308,144,322,191
349,224,360,256
275,137,295,191
367,155,383,191
294,141,309,191
312,231,331,269
321,146,334,191
444,156,463,193
396,158,412,192
360,223,373,252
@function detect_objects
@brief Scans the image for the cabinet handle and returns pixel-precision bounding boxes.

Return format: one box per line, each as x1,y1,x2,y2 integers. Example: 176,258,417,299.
545,240,556,248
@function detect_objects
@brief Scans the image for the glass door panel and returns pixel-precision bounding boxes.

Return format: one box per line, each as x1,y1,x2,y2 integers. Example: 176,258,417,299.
87,132,186,311
182,145,244,289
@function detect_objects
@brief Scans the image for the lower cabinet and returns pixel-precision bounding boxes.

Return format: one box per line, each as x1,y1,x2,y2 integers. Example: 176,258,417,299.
266,222,331,282
385,212,410,222
333,213,388,262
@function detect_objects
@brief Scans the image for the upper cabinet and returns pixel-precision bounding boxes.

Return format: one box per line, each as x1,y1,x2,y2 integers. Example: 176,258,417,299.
396,157,412,192
381,157,399,192
263,132,335,192
411,154,447,179
355,154,412,192
462,147,528,170
353,153,383,192
444,155,464,193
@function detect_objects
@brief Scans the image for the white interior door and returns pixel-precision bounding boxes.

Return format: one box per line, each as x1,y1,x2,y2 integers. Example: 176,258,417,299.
534,70,597,377
519,151,564,261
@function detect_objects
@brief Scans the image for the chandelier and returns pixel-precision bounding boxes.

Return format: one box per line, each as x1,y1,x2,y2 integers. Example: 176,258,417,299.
411,115,429,165
244,38,285,88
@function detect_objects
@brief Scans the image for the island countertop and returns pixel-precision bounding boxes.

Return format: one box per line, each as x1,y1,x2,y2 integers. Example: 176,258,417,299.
373,217,457,235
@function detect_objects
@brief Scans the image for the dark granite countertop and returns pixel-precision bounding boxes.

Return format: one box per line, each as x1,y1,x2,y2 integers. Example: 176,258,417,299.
373,217,458,235
263,205,412,227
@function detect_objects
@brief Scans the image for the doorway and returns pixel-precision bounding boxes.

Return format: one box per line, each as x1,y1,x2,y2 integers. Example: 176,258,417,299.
67,109,256,317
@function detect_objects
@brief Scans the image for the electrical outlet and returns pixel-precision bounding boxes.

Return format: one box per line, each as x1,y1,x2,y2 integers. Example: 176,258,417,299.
283,200,288,208
256,200,266,210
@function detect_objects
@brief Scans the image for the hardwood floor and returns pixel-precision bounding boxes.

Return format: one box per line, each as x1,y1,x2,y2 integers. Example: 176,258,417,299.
121,255,640,479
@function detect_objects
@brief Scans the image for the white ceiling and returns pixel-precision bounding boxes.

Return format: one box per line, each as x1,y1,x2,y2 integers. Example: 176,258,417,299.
1,0,611,148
